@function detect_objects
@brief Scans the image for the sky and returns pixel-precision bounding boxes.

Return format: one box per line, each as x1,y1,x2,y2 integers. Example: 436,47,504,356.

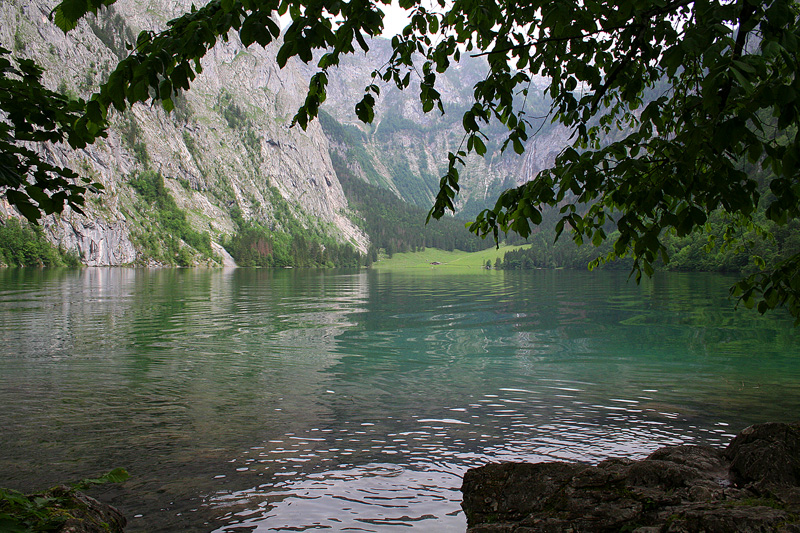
279,1,414,38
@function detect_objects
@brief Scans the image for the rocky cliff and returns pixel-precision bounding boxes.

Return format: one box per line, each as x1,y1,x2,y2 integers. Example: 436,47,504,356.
1,0,368,265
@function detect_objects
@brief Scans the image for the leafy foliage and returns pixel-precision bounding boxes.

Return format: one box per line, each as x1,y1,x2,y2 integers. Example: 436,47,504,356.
0,218,80,267
501,210,800,277
0,47,104,223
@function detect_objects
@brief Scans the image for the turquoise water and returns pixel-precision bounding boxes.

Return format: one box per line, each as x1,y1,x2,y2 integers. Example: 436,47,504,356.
0,268,798,531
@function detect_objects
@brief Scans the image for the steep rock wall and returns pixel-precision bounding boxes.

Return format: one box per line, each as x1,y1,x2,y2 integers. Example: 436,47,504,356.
1,0,368,265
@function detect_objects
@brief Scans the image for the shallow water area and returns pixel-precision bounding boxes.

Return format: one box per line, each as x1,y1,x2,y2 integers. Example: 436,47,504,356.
1,268,798,532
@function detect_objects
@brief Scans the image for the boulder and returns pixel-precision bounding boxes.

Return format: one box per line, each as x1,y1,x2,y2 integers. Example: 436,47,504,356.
462,422,800,532
726,422,800,488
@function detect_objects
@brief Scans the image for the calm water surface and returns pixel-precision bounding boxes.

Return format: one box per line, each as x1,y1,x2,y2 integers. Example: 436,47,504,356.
1,268,798,532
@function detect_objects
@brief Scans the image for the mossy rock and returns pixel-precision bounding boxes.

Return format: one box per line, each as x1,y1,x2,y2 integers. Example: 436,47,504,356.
0,485,126,533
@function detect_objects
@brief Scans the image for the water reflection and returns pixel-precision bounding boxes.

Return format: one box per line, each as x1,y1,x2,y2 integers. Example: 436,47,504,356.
0,269,798,532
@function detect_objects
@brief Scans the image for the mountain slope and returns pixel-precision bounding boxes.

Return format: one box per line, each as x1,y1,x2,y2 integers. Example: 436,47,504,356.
1,0,368,265
310,38,572,218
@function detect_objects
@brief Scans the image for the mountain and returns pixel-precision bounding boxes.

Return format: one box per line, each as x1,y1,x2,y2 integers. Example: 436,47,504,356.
1,1,574,266
1,0,367,266
308,38,571,218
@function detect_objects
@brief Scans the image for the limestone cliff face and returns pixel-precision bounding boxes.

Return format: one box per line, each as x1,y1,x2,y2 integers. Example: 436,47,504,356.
1,0,368,265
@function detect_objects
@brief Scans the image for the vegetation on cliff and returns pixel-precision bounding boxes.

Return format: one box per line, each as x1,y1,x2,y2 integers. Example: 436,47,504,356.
127,170,218,266
0,218,80,267
337,163,492,256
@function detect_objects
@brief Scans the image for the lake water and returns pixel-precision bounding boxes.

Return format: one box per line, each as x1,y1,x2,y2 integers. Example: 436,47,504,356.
1,268,798,532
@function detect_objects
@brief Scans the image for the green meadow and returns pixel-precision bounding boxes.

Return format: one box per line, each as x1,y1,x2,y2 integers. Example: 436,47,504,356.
370,244,531,271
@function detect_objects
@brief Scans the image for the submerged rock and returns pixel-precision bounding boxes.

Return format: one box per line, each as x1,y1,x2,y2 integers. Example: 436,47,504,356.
462,422,800,532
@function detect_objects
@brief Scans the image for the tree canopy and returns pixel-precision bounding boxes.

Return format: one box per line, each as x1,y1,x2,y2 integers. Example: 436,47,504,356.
2,0,799,320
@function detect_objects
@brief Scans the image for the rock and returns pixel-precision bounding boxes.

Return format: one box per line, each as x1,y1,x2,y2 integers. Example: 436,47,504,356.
212,241,237,267
47,217,138,266
50,486,126,533
461,462,585,525
462,423,800,532
726,422,800,488
5,485,127,533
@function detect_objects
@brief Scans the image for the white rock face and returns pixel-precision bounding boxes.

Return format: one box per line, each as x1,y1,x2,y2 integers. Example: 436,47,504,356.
47,216,138,266
1,0,368,265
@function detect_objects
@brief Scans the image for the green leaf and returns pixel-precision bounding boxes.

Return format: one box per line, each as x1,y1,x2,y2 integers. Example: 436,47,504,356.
53,0,89,32
473,136,486,156
72,468,130,490
355,94,375,123
462,112,478,132
728,65,754,93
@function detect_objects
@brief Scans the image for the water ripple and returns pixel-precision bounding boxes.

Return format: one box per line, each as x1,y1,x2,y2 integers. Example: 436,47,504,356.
1,269,798,532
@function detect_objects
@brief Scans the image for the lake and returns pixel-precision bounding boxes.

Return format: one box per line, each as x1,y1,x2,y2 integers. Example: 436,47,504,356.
1,268,798,532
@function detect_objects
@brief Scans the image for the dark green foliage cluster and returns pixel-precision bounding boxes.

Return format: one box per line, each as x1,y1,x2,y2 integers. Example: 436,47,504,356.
222,186,363,268
337,165,492,256
0,47,103,223
13,30,26,53
0,468,128,532
223,221,362,268
0,218,80,267
664,216,800,274
127,170,215,265
500,215,800,274
217,90,247,130
501,231,627,271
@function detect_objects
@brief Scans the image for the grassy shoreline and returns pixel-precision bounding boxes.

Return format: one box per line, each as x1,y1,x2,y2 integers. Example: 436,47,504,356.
370,244,531,271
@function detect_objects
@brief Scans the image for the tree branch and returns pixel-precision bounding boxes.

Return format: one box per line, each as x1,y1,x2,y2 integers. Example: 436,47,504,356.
471,0,695,58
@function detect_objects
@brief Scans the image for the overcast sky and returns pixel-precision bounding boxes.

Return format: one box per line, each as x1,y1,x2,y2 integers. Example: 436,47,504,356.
279,1,413,38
